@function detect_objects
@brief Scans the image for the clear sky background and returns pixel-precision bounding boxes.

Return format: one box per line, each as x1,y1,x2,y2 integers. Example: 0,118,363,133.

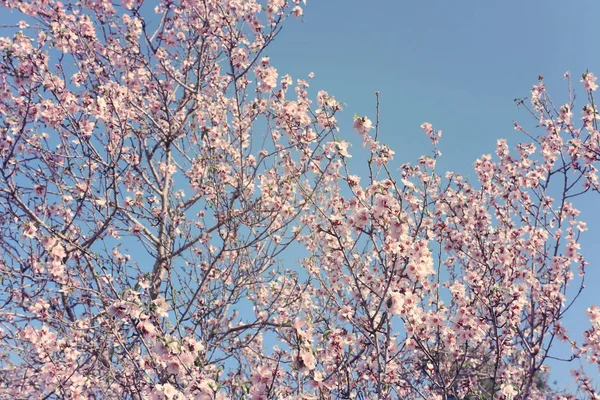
265,0,600,391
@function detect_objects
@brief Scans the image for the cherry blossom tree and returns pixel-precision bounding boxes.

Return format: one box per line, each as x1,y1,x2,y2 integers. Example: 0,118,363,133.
295,74,600,399
0,1,599,399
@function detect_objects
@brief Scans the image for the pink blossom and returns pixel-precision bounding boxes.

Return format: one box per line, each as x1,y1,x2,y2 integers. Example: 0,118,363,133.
336,140,352,158
352,207,370,229
136,319,157,340
353,115,373,135
299,347,316,371
581,72,598,91
22,222,37,239
421,122,434,136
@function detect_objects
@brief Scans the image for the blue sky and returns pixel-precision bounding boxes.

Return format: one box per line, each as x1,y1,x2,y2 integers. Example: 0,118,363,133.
270,0,600,170
266,0,600,390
